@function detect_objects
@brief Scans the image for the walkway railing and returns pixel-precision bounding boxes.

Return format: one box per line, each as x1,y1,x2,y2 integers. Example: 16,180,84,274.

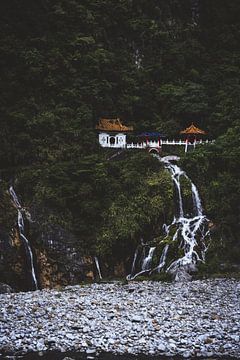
101,139,213,152
126,139,211,149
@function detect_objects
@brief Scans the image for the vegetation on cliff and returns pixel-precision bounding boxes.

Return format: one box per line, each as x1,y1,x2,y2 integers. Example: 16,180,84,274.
0,0,239,287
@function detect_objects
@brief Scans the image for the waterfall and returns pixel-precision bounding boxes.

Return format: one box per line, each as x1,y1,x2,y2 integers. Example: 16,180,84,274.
163,161,184,218
142,247,156,271
94,256,103,280
127,245,156,280
130,247,139,276
157,155,210,280
191,0,200,25
127,155,210,281
151,244,169,274
9,186,38,290
191,182,203,216
134,48,143,69
160,156,202,218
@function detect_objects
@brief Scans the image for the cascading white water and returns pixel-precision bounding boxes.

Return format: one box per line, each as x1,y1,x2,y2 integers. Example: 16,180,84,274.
163,162,184,218
127,245,156,280
130,247,139,276
158,155,210,280
142,247,156,271
191,182,203,216
94,256,103,280
127,155,210,281
151,244,169,274
9,186,38,290
191,0,200,24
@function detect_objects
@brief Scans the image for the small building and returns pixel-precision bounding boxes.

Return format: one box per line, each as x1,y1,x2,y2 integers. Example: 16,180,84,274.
180,123,207,152
96,118,133,148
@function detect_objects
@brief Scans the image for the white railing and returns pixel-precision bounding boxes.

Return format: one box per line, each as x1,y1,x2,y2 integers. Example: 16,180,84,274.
127,143,145,149
100,139,212,149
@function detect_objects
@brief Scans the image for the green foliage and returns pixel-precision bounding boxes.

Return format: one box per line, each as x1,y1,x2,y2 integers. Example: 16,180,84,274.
181,126,240,267
96,154,174,261
0,182,16,234
0,1,239,269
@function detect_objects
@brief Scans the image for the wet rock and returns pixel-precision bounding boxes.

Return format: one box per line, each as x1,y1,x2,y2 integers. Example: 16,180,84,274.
86,348,96,355
173,268,192,282
127,288,135,293
157,343,166,352
132,315,143,322
0,283,14,293
230,335,240,342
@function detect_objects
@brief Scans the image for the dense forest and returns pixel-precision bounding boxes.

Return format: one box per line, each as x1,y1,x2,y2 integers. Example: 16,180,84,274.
0,0,239,288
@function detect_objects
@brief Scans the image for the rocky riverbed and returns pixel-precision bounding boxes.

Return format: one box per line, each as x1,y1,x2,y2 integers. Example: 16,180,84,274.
0,279,240,359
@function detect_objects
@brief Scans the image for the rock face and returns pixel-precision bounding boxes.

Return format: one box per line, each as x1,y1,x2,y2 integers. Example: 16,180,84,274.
33,222,95,288
0,222,96,291
0,191,100,290
0,279,239,358
0,229,28,291
0,199,127,291
0,219,132,290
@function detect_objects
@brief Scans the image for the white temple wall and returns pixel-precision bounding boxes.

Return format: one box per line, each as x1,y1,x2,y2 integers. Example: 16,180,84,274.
98,132,126,148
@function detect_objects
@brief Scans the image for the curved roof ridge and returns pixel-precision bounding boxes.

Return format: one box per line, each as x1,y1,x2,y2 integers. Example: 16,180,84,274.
180,123,206,135
96,118,133,132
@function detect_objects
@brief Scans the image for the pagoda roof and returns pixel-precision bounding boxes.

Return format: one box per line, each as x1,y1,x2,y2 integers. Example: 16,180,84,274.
180,123,206,135
96,118,133,132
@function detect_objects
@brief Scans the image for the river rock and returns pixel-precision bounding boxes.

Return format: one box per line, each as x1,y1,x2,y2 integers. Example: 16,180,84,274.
0,283,14,293
157,343,166,352
0,279,239,358
132,315,144,322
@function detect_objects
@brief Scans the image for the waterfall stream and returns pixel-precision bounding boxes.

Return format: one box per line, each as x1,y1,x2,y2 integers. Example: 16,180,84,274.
127,155,210,281
94,256,103,280
191,0,200,24
9,186,38,290
150,244,169,274
126,244,156,280
142,247,156,271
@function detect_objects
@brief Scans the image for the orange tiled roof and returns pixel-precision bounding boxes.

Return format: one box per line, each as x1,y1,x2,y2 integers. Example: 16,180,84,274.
180,123,206,135
96,118,133,132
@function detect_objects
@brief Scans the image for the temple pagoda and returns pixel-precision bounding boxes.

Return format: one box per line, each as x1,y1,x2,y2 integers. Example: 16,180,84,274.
180,123,206,136
180,123,207,152
96,118,133,148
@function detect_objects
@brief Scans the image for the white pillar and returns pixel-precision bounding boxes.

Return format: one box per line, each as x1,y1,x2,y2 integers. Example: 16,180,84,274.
99,133,110,147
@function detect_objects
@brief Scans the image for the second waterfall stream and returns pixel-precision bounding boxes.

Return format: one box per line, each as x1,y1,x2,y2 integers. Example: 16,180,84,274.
9,186,38,290
127,155,211,281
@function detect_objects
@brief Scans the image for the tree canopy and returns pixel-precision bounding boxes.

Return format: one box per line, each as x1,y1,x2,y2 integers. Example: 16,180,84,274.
0,0,239,274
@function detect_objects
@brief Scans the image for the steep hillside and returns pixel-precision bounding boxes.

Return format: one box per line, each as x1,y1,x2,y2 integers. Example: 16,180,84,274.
0,0,239,289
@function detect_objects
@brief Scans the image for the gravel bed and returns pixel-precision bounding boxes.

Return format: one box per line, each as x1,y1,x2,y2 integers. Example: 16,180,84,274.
0,279,239,358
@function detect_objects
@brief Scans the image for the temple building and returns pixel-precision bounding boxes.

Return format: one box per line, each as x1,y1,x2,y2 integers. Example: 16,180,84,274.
180,123,207,152
96,119,210,152
180,123,206,137
96,118,133,148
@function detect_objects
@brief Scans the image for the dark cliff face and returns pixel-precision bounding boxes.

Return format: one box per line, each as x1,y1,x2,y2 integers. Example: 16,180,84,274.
0,220,96,291
0,183,95,290
0,229,28,291
0,189,25,289
0,205,133,291
31,216,96,288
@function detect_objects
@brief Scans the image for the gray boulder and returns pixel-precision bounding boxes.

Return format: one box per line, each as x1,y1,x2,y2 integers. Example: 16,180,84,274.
0,282,14,293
